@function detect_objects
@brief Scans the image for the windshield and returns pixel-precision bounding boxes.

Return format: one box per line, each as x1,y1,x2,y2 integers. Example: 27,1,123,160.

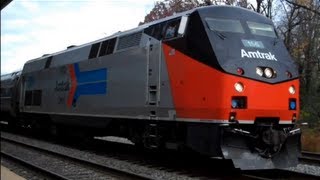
205,18,244,33
205,18,277,38
247,21,276,38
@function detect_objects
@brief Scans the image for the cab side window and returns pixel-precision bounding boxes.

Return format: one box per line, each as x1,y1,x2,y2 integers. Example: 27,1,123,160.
145,22,166,40
144,18,181,40
164,19,181,40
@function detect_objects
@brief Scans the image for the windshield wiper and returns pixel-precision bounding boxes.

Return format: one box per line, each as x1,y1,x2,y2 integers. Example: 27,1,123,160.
211,28,226,40
273,37,279,46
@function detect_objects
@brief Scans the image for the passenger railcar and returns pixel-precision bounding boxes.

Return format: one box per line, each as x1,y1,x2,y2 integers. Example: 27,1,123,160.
0,6,301,170
1,71,21,117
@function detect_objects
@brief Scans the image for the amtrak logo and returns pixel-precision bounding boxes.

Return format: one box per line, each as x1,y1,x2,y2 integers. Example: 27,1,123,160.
241,49,277,61
67,63,107,107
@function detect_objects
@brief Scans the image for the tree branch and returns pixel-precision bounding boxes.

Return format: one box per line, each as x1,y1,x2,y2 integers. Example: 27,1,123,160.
284,0,320,16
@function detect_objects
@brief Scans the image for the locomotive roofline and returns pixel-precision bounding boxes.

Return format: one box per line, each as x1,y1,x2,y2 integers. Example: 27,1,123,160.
1,71,22,81
23,5,269,65
23,7,194,65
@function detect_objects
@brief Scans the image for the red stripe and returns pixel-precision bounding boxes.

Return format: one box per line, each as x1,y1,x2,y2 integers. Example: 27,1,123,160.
67,64,77,107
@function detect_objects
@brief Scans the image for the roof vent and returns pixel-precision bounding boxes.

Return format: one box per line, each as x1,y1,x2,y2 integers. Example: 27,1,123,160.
117,31,142,50
67,45,77,49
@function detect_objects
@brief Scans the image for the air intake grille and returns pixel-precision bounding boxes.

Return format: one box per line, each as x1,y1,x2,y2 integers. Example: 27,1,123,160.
117,31,142,50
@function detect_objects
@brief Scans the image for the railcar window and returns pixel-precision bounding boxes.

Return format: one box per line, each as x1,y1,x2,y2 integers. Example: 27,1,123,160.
205,18,244,33
0,88,5,96
247,21,276,38
1,74,11,81
24,91,32,106
24,90,42,106
7,88,12,97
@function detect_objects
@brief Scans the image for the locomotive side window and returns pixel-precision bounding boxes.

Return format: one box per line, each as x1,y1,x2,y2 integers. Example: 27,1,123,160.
88,43,100,59
106,38,116,54
33,90,42,106
44,56,53,69
145,18,182,40
144,22,166,40
98,37,117,57
99,40,109,57
205,18,244,33
247,21,276,38
164,19,181,40
24,90,42,106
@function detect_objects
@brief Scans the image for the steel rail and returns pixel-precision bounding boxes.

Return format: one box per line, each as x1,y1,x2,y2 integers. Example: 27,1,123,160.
2,131,319,180
1,151,70,180
1,136,153,180
242,169,319,180
300,151,320,165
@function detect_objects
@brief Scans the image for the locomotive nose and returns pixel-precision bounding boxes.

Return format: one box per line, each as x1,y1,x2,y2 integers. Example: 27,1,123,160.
221,124,301,169
227,73,299,124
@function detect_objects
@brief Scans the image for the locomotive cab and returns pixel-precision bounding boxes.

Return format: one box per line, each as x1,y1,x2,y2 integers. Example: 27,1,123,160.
162,6,301,169
201,7,301,169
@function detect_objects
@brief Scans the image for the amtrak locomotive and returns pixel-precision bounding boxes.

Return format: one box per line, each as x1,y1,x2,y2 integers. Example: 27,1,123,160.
1,6,301,170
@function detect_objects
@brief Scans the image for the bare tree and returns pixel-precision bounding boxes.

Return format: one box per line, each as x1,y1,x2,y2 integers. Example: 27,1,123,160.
277,0,320,122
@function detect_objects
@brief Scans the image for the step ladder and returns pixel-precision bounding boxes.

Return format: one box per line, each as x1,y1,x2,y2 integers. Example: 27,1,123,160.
148,85,158,105
145,123,160,149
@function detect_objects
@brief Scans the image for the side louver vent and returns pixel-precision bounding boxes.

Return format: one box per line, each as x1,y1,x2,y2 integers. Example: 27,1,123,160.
117,31,142,50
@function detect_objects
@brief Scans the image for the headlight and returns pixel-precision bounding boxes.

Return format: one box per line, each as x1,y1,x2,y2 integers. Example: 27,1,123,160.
264,68,273,78
289,85,295,94
234,82,244,92
237,67,244,75
256,67,263,77
286,71,292,78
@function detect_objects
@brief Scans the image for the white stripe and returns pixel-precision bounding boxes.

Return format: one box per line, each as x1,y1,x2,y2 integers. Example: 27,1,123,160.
0,121,9,125
21,110,294,125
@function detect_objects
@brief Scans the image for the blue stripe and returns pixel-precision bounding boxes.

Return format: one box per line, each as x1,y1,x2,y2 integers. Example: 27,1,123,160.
74,63,107,84
74,82,107,101
71,63,108,106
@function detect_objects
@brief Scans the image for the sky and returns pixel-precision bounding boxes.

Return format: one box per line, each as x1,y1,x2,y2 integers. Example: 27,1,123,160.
1,0,155,75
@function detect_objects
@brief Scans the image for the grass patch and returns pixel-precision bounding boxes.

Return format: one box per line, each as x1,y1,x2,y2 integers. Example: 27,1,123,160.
300,125,320,152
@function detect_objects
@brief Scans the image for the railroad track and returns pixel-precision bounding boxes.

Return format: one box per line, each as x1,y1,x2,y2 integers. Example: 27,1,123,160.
1,131,319,180
242,169,319,180
1,132,220,179
1,136,151,180
300,151,320,165
237,151,320,179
